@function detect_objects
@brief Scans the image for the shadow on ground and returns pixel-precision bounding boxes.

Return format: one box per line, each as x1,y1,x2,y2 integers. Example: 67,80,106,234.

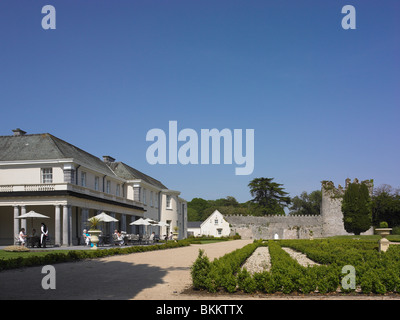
0,259,167,300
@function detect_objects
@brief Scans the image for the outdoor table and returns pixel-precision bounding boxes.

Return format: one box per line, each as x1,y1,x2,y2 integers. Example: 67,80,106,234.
26,236,40,248
98,234,111,246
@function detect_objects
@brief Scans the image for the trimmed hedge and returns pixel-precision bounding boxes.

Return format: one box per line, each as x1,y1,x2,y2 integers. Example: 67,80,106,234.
191,239,400,295
0,240,191,271
191,241,260,293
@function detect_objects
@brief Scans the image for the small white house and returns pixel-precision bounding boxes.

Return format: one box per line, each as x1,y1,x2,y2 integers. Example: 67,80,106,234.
200,210,231,237
187,221,202,237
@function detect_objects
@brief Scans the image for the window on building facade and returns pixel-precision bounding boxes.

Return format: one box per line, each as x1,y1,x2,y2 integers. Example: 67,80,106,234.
94,176,99,191
155,193,158,208
166,195,172,209
150,191,153,207
81,172,86,187
41,168,53,183
116,184,120,197
106,180,111,193
143,188,147,205
215,219,218,225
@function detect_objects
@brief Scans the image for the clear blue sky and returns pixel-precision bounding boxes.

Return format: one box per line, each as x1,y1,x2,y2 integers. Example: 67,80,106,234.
0,1,399,203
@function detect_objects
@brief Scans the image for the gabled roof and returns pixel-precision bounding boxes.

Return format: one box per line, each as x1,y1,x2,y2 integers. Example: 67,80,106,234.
0,133,115,176
109,162,167,189
187,221,202,228
200,210,226,227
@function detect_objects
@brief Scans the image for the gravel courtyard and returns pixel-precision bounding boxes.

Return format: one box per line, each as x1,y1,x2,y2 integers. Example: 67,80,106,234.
1,240,399,300
0,240,252,300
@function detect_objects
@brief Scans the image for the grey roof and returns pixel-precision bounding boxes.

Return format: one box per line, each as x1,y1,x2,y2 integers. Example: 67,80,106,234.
187,221,202,228
0,133,116,176
0,132,169,189
109,162,167,189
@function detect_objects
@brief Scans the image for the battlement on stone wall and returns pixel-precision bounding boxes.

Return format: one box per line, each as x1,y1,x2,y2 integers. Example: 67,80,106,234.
224,214,323,227
322,178,374,198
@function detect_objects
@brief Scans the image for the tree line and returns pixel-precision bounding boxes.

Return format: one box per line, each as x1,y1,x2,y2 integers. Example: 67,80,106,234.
187,177,400,234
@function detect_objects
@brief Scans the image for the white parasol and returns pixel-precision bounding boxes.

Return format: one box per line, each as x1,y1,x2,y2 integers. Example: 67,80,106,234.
90,212,118,223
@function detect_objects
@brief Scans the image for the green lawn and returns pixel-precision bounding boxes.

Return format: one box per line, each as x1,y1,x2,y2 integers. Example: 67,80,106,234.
331,234,400,242
191,239,227,244
0,250,72,261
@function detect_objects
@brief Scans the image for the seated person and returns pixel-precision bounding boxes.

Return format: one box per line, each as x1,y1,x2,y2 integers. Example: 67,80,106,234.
30,229,40,247
83,229,91,246
19,228,28,246
113,230,124,246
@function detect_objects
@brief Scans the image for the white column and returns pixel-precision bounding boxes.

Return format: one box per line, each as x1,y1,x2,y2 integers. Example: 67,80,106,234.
13,206,20,243
68,206,72,245
62,205,69,246
55,205,61,246
20,205,27,231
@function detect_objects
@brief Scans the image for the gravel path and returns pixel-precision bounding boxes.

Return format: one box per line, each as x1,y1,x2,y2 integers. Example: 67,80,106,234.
0,240,253,300
282,247,320,267
241,246,271,274
241,246,320,274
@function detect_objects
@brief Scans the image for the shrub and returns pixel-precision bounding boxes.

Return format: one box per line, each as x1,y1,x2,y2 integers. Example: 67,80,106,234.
379,221,389,228
191,249,211,290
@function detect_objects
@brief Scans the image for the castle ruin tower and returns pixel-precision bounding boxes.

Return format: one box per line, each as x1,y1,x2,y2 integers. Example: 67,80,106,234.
321,179,374,237
321,180,347,237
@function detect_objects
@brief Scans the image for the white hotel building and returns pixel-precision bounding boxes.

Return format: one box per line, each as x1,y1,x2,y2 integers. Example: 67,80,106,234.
0,129,187,246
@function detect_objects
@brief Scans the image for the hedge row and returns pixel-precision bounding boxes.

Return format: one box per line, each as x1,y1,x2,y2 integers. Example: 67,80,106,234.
281,239,400,294
0,240,191,271
187,235,241,244
191,241,260,292
191,239,400,294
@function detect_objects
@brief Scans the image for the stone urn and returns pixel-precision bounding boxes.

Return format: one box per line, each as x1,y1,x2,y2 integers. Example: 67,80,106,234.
88,229,102,250
375,228,392,253
172,227,179,241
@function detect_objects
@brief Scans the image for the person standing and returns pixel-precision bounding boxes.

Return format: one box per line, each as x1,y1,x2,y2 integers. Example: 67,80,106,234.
40,222,48,248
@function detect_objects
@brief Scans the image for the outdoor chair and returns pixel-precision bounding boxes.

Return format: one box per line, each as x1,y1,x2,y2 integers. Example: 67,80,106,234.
126,234,140,245
132,234,140,244
14,235,22,246
113,233,124,246
142,234,150,245
45,236,54,247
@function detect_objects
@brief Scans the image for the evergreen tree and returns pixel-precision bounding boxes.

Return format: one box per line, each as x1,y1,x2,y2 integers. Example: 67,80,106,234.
342,182,372,235
248,177,291,215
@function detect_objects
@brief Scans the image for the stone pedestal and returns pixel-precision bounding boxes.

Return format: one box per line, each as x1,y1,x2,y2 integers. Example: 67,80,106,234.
376,228,392,253
379,237,390,253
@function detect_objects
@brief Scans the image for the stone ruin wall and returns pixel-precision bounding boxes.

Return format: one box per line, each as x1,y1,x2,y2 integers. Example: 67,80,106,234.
225,214,324,240
225,178,374,240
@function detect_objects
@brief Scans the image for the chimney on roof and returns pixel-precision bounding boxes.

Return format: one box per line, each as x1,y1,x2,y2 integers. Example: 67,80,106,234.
12,128,27,136
103,155,115,163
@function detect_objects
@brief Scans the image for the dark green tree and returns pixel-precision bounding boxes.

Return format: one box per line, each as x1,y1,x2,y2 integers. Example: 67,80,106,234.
342,182,372,235
248,177,291,215
289,190,322,215
187,197,209,221
371,184,400,227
